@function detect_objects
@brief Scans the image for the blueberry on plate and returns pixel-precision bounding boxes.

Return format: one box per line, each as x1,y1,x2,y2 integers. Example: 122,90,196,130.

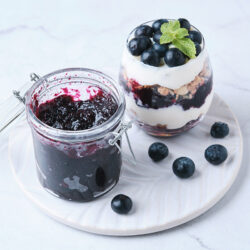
141,49,161,67
189,30,202,44
173,157,195,178
152,43,168,57
210,122,229,138
164,48,186,67
153,31,162,43
135,25,153,37
111,194,132,215
148,142,169,162
178,18,191,30
205,144,228,165
195,43,201,56
128,36,152,56
152,19,169,32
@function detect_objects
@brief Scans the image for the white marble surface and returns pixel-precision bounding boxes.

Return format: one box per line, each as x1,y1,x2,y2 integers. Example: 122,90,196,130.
0,0,249,249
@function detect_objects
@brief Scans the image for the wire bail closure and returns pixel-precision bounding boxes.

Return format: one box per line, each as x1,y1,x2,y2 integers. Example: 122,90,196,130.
108,121,136,162
13,72,40,104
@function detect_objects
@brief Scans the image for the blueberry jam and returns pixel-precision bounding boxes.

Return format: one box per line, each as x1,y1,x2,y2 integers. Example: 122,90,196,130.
36,89,118,131
119,70,212,110
32,85,122,202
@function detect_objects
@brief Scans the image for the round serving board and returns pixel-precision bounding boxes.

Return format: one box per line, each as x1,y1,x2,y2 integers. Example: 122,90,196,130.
8,94,243,236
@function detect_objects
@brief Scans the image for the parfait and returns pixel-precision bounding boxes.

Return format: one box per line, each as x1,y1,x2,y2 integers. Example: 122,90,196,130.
119,18,213,136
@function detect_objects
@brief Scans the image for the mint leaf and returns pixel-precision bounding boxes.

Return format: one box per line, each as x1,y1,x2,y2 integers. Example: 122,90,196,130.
175,28,189,39
160,20,180,34
160,22,169,34
172,38,196,59
167,20,180,31
160,33,174,44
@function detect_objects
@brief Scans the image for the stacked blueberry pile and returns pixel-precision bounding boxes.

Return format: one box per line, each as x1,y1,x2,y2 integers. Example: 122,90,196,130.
128,18,203,67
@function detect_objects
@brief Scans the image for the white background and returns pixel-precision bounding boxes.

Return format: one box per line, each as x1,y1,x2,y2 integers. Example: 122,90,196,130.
0,0,250,249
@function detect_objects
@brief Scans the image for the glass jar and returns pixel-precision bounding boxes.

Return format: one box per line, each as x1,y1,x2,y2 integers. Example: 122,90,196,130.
119,20,213,137
25,68,126,202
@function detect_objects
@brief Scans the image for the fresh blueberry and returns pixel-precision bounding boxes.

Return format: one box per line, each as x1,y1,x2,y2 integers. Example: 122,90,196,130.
210,122,229,138
205,144,228,165
141,49,161,67
128,37,152,56
172,157,195,178
135,25,153,37
178,18,191,30
164,48,186,67
148,142,169,162
111,194,132,214
189,30,202,44
152,19,169,32
152,43,168,57
153,31,162,43
195,43,201,56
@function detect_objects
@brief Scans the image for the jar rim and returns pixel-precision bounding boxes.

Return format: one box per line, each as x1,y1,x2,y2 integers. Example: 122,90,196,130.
25,68,126,142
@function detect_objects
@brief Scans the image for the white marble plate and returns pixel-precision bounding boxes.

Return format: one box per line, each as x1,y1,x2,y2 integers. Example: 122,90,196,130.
8,94,243,236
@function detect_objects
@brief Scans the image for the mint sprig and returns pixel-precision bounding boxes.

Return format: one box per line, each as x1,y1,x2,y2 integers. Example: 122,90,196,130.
160,20,196,59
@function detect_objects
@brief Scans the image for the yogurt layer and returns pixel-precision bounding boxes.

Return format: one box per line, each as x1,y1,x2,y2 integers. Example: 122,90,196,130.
126,90,214,129
122,47,208,89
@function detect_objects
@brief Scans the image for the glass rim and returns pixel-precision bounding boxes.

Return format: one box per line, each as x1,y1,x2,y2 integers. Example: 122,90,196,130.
25,67,126,142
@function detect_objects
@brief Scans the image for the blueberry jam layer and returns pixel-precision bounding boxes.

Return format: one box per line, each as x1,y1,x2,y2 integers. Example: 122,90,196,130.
119,62,212,110
35,88,118,131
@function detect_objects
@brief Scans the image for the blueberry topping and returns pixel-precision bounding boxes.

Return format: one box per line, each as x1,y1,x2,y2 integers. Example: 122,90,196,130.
153,31,162,43
152,19,169,32
195,43,201,56
178,18,191,30
205,144,228,165
148,142,169,162
172,157,195,178
141,49,161,67
111,194,133,214
128,37,152,56
164,48,186,67
210,122,229,138
135,25,153,37
152,43,168,57
189,30,202,44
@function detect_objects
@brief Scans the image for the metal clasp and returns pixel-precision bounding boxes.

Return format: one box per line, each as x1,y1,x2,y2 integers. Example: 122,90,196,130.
13,72,40,104
109,121,136,161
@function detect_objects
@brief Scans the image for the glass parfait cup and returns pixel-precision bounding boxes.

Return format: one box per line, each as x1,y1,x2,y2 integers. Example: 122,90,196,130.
24,68,126,202
119,20,213,137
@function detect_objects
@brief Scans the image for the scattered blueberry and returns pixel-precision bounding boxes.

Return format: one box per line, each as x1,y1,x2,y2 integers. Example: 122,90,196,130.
210,122,229,138
111,194,132,214
148,142,169,162
189,30,202,44
128,37,152,56
172,157,195,178
205,144,228,165
152,43,168,57
164,48,186,67
195,43,201,56
135,25,153,37
152,19,169,32
141,49,161,67
153,31,162,43
178,18,191,30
